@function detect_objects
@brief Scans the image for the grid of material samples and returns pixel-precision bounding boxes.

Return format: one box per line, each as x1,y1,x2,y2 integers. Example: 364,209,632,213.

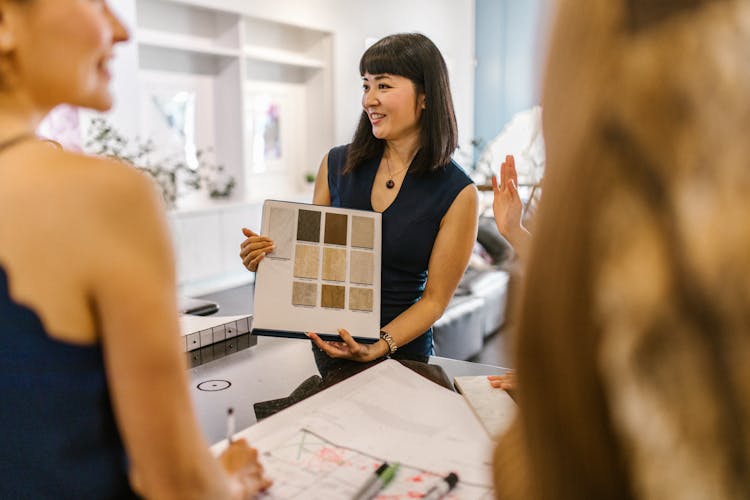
253,200,382,342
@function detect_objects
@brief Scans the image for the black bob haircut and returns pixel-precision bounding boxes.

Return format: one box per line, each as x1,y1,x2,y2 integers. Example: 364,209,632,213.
344,33,458,176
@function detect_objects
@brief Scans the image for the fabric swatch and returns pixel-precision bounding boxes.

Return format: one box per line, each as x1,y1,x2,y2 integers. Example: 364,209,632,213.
351,216,374,249
297,209,321,243
349,250,374,285
324,212,348,245
321,284,345,309
292,281,317,307
349,287,373,312
322,247,347,282
267,206,294,259
293,244,319,279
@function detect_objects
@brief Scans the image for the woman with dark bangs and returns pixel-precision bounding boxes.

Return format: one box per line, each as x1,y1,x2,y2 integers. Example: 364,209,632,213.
242,33,478,372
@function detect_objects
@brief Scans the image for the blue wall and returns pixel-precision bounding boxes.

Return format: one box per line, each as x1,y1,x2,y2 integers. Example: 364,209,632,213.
474,0,549,151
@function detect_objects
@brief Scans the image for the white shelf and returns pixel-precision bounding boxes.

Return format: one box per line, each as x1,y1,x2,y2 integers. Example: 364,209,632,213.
130,0,333,293
243,45,324,69
138,28,241,58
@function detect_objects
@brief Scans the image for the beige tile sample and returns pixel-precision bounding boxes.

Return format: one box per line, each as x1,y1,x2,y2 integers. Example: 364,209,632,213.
268,206,295,259
350,250,374,285
321,284,345,309
351,216,374,249
293,244,319,279
292,281,317,307
349,287,373,312
322,247,347,282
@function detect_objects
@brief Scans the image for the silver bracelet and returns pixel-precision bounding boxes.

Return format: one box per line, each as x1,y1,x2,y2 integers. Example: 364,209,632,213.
379,330,398,355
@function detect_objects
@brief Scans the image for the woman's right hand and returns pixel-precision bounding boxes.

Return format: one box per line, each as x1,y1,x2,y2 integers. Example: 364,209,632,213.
239,228,274,272
219,439,272,499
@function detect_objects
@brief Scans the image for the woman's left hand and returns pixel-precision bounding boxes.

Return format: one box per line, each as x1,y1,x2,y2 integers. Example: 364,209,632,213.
306,329,386,363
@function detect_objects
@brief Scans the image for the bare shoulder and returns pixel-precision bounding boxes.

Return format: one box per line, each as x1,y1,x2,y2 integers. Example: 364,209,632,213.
23,148,166,249
438,183,478,232
57,150,156,204
449,183,479,215
313,152,331,205
49,150,163,225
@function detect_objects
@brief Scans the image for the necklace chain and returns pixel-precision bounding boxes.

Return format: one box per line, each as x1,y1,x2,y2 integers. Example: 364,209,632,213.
0,132,37,156
384,154,411,189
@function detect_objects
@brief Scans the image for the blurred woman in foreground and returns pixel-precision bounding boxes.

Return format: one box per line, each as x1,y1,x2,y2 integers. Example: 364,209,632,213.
0,1,269,497
495,0,750,498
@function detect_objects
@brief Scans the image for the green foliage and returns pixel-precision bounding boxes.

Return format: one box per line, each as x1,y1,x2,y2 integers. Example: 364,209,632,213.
84,118,235,208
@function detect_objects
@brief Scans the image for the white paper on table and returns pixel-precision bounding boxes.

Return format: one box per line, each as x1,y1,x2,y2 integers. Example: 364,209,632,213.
217,360,494,488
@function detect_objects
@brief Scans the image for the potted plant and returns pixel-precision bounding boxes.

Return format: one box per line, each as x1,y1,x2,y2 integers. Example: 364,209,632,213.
84,117,235,208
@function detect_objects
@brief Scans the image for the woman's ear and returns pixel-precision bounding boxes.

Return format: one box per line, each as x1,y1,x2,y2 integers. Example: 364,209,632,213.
0,3,21,53
419,94,426,110
0,7,14,54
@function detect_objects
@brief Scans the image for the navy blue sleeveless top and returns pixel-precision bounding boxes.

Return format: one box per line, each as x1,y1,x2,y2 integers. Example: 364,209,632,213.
0,266,137,499
327,145,473,357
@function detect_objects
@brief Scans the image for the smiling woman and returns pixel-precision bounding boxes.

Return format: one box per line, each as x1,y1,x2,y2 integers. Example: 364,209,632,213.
0,1,270,498
240,33,479,377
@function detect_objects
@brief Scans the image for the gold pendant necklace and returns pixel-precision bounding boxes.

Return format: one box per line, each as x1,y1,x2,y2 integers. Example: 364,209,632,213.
384,155,408,189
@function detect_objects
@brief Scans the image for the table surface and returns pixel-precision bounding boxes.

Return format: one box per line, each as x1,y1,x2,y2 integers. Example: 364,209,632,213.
189,336,508,443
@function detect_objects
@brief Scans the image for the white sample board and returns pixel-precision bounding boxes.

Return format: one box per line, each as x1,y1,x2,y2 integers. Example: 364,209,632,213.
252,200,381,342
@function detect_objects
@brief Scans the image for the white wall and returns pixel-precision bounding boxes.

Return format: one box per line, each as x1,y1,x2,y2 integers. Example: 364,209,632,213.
111,0,476,167
106,0,476,294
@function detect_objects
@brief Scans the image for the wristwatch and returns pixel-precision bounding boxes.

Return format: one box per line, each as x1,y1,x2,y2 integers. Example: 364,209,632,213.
379,330,398,355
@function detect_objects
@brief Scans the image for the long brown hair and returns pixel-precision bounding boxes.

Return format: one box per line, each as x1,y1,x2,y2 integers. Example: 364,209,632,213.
498,0,750,498
344,33,457,176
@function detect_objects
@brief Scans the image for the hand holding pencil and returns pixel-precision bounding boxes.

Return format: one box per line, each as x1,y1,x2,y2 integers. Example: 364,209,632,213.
218,408,272,499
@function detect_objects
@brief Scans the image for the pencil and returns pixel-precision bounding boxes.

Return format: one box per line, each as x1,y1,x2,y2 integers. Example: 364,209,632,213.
226,407,235,444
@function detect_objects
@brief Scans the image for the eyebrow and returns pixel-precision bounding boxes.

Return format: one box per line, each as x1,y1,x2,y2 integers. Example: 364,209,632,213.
362,74,392,81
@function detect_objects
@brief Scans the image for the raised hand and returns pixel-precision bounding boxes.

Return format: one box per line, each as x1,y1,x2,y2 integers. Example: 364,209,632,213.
491,155,531,255
239,227,274,272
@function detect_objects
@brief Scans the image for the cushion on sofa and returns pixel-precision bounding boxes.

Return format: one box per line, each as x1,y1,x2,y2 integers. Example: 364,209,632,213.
476,216,513,266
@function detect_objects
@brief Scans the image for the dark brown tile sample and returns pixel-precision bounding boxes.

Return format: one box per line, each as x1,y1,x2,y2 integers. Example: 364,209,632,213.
324,212,348,245
297,209,321,242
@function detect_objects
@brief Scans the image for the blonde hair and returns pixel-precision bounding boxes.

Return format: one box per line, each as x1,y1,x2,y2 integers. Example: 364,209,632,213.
496,0,750,498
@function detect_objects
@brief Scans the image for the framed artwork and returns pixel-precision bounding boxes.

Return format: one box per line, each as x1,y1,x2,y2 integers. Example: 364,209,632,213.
138,71,210,169
244,81,306,175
